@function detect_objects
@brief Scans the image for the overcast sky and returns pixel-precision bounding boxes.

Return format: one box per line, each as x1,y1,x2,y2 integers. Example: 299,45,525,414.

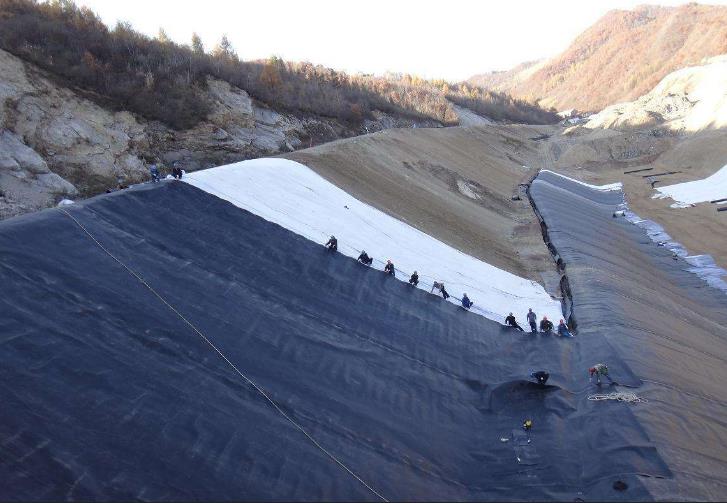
77,0,727,81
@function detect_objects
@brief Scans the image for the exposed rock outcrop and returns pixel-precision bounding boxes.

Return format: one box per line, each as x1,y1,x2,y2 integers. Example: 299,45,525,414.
0,48,149,214
0,130,77,218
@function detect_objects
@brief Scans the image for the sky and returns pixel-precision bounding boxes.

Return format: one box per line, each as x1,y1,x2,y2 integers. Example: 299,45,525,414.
77,0,727,81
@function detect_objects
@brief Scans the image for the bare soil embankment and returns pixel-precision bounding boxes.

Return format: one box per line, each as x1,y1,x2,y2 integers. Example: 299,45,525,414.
285,115,727,292
284,125,558,288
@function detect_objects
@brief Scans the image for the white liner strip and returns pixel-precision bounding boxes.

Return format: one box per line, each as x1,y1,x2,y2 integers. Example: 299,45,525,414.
185,158,564,324
654,164,727,206
540,169,623,192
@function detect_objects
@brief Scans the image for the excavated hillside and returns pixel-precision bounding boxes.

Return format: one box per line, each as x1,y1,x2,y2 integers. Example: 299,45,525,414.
286,118,727,279
471,4,727,112
284,125,556,285
586,55,727,131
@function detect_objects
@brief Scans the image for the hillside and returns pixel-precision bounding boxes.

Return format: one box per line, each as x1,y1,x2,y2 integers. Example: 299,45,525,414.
471,4,727,112
0,46,370,218
0,1,559,129
469,60,544,93
285,125,554,279
0,0,560,220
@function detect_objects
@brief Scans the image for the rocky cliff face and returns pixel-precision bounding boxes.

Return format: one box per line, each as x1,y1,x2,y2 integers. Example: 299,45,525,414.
0,48,146,217
0,49,438,219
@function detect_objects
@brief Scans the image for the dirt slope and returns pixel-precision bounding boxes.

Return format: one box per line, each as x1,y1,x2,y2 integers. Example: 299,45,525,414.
284,125,558,287
480,4,727,112
286,116,727,285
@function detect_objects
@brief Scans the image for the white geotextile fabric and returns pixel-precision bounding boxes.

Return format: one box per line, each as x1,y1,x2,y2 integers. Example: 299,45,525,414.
185,158,564,323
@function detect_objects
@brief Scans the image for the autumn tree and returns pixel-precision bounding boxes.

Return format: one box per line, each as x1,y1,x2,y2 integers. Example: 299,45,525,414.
260,56,283,88
191,32,204,54
212,34,236,60
157,27,171,44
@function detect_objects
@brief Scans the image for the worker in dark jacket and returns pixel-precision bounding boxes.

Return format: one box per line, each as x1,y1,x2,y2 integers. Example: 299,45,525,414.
505,313,524,331
440,283,450,299
526,308,537,334
431,281,450,299
384,260,395,276
357,250,373,265
539,316,554,333
557,319,573,337
325,235,338,252
409,271,419,286
461,294,473,309
171,162,183,179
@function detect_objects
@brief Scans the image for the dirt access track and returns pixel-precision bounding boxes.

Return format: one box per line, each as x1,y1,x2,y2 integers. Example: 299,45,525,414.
285,123,727,285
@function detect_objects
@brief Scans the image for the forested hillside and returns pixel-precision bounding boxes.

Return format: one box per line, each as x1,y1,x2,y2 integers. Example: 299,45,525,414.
0,0,558,128
470,4,727,112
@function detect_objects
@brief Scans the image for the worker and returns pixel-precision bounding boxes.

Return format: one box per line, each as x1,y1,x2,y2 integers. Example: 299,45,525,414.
589,363,614,385
409,271,419,286
325,235,338,252
522,418,533,443
539,316,554,334
149,163,160,183
557,319,573,337
526,308,537,334
384,260,395,276
505,313,524,331
171,162,183,180
357,250,373,265
530,371,550,386
461,293,473,309
440,283,450,299
431,281,450,299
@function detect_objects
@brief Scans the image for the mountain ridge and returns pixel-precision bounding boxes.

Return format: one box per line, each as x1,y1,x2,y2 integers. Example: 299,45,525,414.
470,4,727,112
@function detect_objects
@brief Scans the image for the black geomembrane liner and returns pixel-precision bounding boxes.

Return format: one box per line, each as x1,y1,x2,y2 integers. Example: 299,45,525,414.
2,178,722,500
531,171,727,500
